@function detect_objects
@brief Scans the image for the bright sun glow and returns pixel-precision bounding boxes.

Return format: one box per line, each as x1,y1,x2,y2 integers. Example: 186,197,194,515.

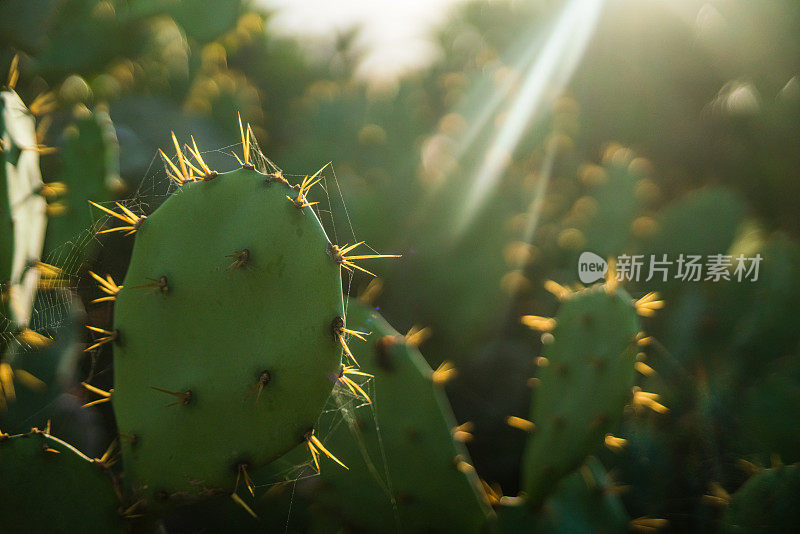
257,0,469,80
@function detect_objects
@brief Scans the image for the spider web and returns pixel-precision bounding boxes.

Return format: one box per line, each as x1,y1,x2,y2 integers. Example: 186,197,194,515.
18,134,400,531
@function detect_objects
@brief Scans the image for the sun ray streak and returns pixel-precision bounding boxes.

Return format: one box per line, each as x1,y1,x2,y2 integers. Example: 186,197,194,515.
454,0,604,236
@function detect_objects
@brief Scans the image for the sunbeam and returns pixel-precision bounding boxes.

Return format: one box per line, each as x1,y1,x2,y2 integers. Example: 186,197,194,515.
453,0,605,237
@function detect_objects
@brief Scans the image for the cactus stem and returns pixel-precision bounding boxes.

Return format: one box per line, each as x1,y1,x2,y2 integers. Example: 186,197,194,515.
89,201,146,235
226,249,250,271
505,415,535,433
84,326,119,352
81,382,114,408
304,429,348,472
431,360,457,385
88,271,122,302
336,365,372,404
150,387,193,407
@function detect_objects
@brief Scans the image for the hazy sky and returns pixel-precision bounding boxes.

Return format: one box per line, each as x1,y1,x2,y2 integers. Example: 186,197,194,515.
256,0,469,80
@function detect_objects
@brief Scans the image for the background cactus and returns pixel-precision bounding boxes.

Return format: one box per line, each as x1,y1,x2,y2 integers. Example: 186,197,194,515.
519,283,644,508
44,103,124,263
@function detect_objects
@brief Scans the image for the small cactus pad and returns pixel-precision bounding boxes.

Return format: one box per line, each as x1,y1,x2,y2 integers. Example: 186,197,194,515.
722,463,800,532
111,167,344,504
299,299,491,532
0,429,122,533
521,285,641,507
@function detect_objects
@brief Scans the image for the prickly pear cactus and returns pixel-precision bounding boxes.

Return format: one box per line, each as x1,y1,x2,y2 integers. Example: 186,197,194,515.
520,284,642,507
1,66,53,415
44,104,123,259
109,162,345,506
0,428,123,533
722,463,800,533
0,86,47,334
305,299,491,532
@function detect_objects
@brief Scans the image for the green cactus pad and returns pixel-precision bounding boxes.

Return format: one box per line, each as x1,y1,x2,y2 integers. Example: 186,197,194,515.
521,285,641,507
297,299,491,533
111,167,343,505
722,463,800,533
44,105,122,260
0,430,123,533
